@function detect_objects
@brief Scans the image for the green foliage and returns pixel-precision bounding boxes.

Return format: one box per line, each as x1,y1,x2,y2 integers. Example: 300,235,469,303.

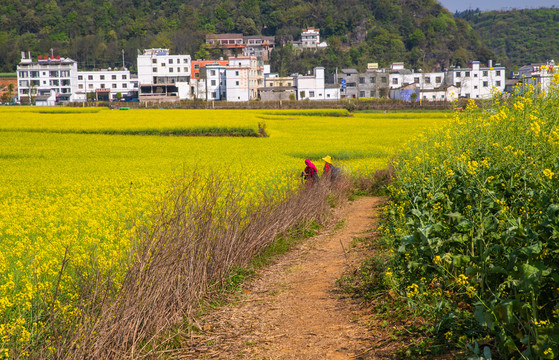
458,8,559,69
380,80,559,358
0,0,487,72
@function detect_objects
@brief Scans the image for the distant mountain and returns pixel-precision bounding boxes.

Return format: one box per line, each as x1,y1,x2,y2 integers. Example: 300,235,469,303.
0,0,490,73
456,8,559,70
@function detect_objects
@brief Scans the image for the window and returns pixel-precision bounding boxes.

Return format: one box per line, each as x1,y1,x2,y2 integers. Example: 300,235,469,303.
169,59,173,64
483,71,488,77
496,81,501,86
78,75,83,80
152,59,157,64
100,75,105,80
89,84,93,89
153,67,158,72
30,71,39,78
235,71,239,76
309,91,315,97
112,75,117,80
441,95,445,99
456,72,461,78
381,77,387,83
436,77,441,83
456,82,461,87
19,71,28,78
392,78,398,84
49,71,58,77
474,85,478,89
60,71,70,77
370,91,375,97
50,80,59,86
184,67,188,72
359,77,365,84
184,58,189,64
474,73,478,77
194,64,200,69
78,84,83,89
112,84,117,88
211,92,217,98
414,77,419,84
211,80,216,86
61,80,70,86
19,80,28,87
235,81,239,86
483,81,488,87
161,63,166,67
288,82,292,86
370,77,375,83
465,72,470,77
101,84,105,88
496,71,501,76
359,91,365,97
123,83,127,88
211,70,216,76
88,75,93,80
122,75,127,79
425,77,431,84
31,80,40,86
169,68,174,73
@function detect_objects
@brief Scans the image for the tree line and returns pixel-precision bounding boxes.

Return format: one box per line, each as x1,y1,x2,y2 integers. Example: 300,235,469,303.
0,0,491,73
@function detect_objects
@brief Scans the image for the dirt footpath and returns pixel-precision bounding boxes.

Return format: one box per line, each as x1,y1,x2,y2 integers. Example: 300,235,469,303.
185,197,392,359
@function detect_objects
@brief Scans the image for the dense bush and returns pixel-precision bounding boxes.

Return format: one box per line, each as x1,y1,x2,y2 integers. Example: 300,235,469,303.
381,76,559,359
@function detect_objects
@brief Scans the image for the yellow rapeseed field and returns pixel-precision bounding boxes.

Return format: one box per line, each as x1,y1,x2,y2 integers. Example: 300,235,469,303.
0,108,447,355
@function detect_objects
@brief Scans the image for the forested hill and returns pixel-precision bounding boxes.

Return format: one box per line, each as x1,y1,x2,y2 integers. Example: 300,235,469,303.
0,0,490,73
457,8,559,70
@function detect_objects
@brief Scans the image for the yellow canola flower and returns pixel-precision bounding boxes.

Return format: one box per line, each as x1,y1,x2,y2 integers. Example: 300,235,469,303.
543,169,555,180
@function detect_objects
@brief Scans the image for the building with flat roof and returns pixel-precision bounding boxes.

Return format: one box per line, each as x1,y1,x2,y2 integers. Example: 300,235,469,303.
17,52,79,104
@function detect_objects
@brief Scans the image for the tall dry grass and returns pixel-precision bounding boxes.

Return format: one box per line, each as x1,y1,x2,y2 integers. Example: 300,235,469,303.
48,170,349,359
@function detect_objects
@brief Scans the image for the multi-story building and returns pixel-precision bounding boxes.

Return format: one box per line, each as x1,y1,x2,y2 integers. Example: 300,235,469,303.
292,28,328,49
17,52,79,105
137,48,191,101
76,69,137,101
294,67,340,100
339,68,389,99
516,60,557,92
225,56,264,101
446,60,505,99
195,64,227,101
205,34,275,61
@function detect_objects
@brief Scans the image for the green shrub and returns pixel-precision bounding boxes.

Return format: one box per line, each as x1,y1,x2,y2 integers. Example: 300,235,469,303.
381,79,559,359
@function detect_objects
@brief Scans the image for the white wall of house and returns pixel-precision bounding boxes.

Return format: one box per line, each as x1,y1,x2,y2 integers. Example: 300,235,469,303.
76,69,136,100
226,67,250,101
137,48,191,86
295,67,326,100
446,61,505,99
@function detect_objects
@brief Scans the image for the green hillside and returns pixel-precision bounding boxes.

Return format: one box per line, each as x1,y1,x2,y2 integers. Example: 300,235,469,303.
0,0,489,73
457,8,559,70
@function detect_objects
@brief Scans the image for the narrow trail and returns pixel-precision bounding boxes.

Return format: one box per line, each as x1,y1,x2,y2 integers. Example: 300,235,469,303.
185,196,392,359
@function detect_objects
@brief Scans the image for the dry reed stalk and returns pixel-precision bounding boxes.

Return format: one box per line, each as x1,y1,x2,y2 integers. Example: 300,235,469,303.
57,170,349,359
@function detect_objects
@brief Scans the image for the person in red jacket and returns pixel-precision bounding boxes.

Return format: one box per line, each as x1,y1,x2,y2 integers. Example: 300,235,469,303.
302,159,318,185
322,155,333,176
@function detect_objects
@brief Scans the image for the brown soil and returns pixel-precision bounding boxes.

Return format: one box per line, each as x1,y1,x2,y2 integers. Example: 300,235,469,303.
184,196,396,359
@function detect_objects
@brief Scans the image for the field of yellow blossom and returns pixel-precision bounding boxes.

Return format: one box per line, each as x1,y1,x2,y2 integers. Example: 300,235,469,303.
381,78,559,358
0,108,447,357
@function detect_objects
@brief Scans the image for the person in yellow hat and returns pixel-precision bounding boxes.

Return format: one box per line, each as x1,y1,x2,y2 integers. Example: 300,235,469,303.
322,155,333,176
